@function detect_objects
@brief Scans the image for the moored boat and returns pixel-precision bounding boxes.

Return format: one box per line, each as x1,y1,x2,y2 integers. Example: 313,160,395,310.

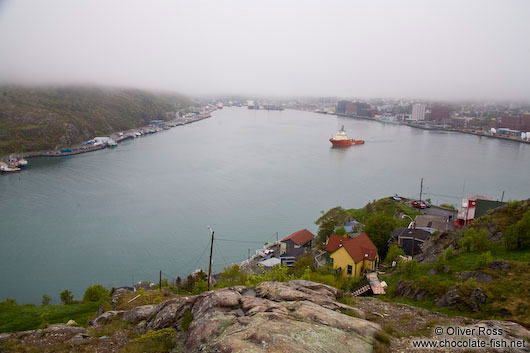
17,158,28,168
329,125,365,147
0,162,21,174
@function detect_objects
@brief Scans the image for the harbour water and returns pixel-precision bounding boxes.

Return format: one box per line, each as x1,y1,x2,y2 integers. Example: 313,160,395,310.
1,107,530,303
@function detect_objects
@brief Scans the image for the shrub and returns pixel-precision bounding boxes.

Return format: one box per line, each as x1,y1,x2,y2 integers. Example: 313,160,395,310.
316,207,351,244
219,264,247,285
123,328,177,353
444,246,455,259
385,244,405,264
181,311,193,332
2,298,17,306
504,210,530,250
400,260,418,278
60,290,74,305
341,276,361,291
83,285,109,302
291,253,316,277
435,252,448,273
192,279,208,295
459,228,490,253
335,227,347,236
301,267,312,280
475,251,493,270
364,213,398,259
41,294,51,306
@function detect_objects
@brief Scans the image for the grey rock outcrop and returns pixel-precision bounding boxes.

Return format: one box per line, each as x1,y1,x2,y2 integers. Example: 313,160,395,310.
90,280,380,353
111,288,130,309
456,271,493,283
435,287,487,312
89,310,125,325
395,280,430,301
489,260,511,271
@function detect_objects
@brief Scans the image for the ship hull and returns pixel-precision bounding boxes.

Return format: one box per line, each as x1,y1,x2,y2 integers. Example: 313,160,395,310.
329,139,365,147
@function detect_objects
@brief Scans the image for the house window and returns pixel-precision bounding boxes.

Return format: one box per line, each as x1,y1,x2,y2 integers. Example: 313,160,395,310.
347,265,353,275
329,257,334,266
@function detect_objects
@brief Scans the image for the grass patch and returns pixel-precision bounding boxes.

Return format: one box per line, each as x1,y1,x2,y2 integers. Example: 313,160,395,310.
340,309,361,318
373,331,391,353
113,289,176,311
87,318,132,337
180,311,193,332
120,328,177,353
0,301,101,333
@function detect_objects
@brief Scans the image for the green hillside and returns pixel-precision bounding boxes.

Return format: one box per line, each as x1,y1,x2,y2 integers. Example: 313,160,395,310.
382,199,530,327
0,85,192,156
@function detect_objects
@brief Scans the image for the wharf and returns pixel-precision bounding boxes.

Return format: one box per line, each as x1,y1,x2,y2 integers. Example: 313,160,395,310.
37,144,107,157
12,113,213,161
331,111,530,145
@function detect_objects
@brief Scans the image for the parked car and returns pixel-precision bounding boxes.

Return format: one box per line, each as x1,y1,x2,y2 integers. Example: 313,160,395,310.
423,200,431,208
411,200,427,209
392,194,402,201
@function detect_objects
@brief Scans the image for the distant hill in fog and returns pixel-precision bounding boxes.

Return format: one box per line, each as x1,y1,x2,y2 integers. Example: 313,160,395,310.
0,85,192,156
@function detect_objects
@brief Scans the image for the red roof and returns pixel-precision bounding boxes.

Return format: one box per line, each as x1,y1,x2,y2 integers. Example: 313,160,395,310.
325,233,378,262
281,229,315,246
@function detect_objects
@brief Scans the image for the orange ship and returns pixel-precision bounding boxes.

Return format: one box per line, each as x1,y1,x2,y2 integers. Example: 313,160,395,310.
329,125,365,147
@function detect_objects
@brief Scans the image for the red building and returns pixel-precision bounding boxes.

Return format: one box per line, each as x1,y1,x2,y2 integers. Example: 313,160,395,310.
345,103,358,115
429,105,450,122
500,115,530,131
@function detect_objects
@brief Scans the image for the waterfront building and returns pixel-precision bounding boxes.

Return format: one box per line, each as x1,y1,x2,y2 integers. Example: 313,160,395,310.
455,195,505,227
336,100,350,115
429,105,450,123
499,115,530,132
411,103,426,121
280,229,314,255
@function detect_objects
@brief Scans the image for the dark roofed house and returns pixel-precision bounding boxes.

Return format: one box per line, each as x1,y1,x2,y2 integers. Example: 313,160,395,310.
392,228,431,256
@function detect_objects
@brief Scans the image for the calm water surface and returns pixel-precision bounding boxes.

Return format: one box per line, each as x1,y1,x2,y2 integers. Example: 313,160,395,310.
1,107,530,303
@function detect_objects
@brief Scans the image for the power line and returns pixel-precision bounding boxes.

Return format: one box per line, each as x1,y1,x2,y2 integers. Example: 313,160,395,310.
185,241,211,275
423,192,462,199
214,240,230,269
215,237,266,244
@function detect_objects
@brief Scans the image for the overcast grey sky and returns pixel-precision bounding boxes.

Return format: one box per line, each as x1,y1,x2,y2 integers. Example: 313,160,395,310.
0,0,529,100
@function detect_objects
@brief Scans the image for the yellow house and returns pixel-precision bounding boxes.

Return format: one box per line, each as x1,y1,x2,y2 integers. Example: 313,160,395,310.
325,233,379,278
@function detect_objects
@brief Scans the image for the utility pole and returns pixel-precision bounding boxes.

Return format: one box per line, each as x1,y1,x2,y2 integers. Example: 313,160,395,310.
159,270,162,292
419,177,423,203
248,248,250,261
207,226,215,291
276,232,278,245
501,191,505,202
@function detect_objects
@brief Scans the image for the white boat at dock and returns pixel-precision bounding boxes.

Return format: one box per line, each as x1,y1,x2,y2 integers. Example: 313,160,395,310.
0,162,21,174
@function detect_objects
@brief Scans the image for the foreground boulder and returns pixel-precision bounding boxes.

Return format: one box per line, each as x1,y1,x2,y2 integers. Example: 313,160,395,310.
91,280,380,353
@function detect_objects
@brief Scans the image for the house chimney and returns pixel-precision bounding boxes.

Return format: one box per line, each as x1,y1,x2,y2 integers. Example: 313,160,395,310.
339,239,343,247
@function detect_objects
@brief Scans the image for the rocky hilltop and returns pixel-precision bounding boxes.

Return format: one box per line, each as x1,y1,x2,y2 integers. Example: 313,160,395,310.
2,280,529,353
0,280,379,352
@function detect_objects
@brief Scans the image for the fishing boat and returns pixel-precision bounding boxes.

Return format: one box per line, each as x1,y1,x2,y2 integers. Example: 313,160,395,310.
329,125,365,147
0,162,21,174
17,158,28,168
8,155,28,168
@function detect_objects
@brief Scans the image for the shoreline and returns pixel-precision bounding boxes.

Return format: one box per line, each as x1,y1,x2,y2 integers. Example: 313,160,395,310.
330,112,530,145
1,112,213,162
